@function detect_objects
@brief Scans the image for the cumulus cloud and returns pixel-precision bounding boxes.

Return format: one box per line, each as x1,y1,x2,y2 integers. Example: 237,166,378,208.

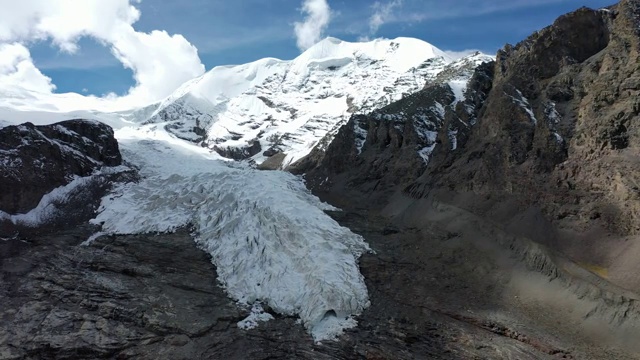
369,0,403,35
110,29,204,103
0,0,205,107
294,0,332,51
0,43,55,93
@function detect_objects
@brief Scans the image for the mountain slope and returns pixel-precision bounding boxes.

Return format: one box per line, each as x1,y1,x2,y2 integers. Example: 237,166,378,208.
303,2,640,358
298,56,495,205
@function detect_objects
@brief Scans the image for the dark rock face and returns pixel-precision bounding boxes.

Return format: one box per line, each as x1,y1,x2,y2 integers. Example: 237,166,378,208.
308,1,640,245
0,120,122,214
408,1,640,239
419,61,495,181
497,7,610,82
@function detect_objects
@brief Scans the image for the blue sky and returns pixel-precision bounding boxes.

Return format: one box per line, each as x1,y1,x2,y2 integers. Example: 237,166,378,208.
28,0,614,97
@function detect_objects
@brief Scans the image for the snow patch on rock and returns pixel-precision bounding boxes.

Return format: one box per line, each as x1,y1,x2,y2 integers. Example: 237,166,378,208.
237,303,275,330
0,166,129,226
507,89,537,124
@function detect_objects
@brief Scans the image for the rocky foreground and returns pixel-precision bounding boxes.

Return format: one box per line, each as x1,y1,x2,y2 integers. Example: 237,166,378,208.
4,216,623,360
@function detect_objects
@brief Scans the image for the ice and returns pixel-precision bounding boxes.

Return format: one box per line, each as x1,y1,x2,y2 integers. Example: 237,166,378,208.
310,312,358,343
90,126,371,341
1,166,129,227
237,303,275,330
448,80,468,104
448,129,459,151
418,143,437,164
553,132,564,144
507,89,537,124
545,101,561,125
353,120,368,154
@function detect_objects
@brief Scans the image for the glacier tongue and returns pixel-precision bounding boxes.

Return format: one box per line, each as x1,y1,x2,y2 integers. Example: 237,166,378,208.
91,125,371,341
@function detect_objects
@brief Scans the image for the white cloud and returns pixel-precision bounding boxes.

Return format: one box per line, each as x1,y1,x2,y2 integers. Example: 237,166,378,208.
0,43,55,93
0,1,140,51
369,0,403,35
109,29,204,103
0,0,205,107
294,0,332,51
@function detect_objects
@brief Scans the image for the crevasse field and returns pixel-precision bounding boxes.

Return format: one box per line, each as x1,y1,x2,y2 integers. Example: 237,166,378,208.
87,124,371,341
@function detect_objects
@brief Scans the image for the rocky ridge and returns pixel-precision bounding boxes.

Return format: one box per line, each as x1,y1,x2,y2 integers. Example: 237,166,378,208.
299,58,495,206
301,1,640,357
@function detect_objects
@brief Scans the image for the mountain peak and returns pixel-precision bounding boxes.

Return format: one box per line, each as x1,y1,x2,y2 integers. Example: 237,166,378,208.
300,36,448,63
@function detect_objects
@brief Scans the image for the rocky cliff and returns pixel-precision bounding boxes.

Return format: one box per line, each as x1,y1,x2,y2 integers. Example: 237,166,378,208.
407,1,640,276
0,120,122,214
306,1,640,263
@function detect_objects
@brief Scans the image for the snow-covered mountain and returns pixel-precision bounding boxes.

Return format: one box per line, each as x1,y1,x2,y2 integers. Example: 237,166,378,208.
0,36,493,342
136,37,493,166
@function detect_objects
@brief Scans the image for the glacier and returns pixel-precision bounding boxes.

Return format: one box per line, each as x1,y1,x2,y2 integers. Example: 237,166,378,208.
88,125,371,341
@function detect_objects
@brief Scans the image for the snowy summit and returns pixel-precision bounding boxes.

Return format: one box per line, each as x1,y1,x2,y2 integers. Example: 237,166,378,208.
140,37,492,167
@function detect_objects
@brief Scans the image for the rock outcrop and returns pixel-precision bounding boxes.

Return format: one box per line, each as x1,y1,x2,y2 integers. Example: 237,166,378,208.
0,120,122,214
405,1,640,267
